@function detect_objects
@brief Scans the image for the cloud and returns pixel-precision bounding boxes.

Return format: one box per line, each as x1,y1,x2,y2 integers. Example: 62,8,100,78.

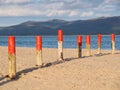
96,4,116,12
104,0,120,3
0,4,41,16
45,10,67,17
69,11,78,17
0,0,32,4
80,11,94,17
0,8,41,16
95,0,120,12
0,0,119,18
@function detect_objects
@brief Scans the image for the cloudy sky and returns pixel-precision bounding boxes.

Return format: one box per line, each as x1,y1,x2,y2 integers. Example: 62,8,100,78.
0,0,120,26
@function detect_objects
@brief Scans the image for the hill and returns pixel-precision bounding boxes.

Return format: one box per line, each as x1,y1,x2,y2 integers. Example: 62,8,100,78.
0,16,120,35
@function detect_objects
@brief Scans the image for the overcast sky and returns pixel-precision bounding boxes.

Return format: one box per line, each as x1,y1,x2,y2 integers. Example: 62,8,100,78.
0,0,120,26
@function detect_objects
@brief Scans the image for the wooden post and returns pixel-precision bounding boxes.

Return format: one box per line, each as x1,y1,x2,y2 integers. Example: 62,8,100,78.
111,34,115,54
97,34,102,54
86,35,91,56
77,35,82,58
58,30,63,60
36,36,43,66
8,36,16,79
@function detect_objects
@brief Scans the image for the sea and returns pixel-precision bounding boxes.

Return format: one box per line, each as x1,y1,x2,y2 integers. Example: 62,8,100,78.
0,35,120,50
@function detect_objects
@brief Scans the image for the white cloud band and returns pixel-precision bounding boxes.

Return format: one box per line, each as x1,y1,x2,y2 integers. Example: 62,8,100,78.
0,0,119,17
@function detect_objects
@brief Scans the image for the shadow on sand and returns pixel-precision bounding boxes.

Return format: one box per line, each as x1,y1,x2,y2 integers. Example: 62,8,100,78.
0,57,78,86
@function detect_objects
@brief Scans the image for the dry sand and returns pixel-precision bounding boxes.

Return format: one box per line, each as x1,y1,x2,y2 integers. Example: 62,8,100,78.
0,46,120,90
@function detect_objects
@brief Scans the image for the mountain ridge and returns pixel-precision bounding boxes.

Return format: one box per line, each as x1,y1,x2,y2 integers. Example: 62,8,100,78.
0,16,120,35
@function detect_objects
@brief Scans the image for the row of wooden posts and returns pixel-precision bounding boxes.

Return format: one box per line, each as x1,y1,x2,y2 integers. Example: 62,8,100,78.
7,30,115,79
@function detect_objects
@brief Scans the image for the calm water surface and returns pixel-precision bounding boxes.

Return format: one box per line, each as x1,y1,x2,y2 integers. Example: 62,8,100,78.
0,35,120,50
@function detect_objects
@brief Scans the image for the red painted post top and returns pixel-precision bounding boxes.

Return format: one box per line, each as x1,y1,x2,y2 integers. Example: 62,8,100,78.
98,34,102,44
8,36,16,54
36,36,42,50
111,34,115,41
77,35,82,46
58,30,63,41
86,35,90,44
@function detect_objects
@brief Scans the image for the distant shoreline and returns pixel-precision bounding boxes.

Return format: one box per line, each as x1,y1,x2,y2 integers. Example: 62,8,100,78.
0,34,120,37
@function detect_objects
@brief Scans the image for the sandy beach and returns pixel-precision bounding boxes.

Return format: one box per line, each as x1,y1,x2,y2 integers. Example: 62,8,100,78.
0,46,120,90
